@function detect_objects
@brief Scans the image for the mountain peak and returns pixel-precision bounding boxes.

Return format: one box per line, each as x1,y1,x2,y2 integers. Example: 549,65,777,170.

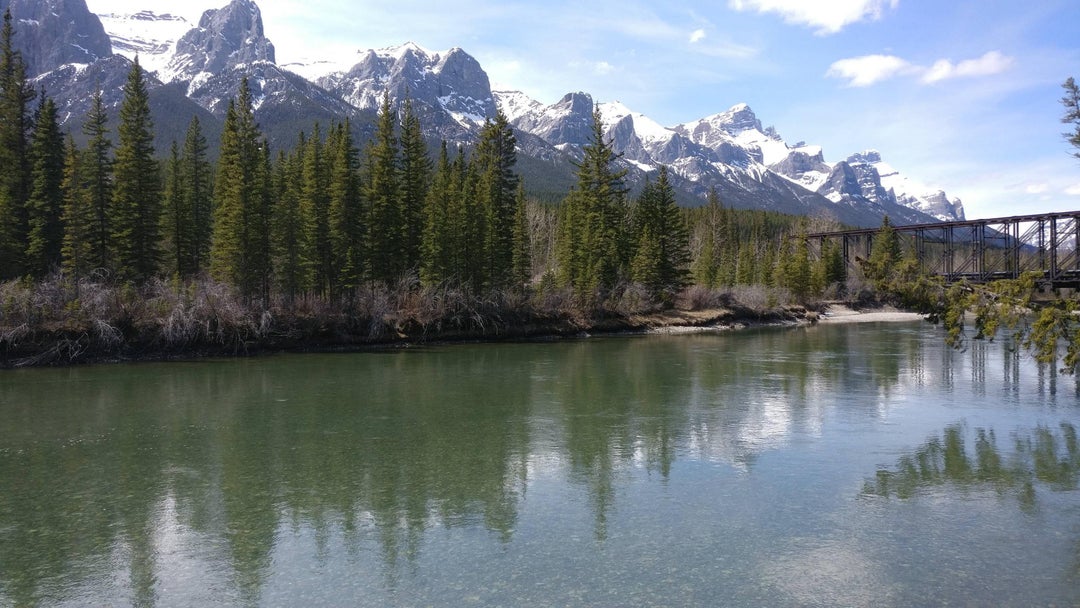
0,0,113,77
847,150,882,164
167,0,275,82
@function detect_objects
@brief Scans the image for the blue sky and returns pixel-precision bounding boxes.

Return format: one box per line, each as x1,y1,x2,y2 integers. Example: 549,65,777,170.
90,0,1080,219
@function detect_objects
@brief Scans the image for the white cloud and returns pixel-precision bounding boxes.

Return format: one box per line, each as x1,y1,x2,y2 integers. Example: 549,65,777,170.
1066,183,1080,196
826,54,914,87
728,0,898,35
595,61,615,75
921,51,1015,84
828,51,1014,87
689,28,707,44
1026,183,1049,194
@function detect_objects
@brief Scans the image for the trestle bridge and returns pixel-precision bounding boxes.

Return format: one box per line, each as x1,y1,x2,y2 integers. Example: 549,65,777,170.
806,210,1080,289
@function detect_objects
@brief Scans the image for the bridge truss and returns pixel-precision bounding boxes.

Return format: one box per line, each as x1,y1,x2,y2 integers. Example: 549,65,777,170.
806,210,1080,288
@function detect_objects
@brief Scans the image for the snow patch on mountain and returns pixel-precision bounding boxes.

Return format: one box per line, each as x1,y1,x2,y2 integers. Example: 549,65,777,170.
96,10,190,78
599,101,675,143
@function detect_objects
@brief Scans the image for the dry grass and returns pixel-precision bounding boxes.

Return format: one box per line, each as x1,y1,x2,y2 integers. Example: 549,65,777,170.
1,272,820,367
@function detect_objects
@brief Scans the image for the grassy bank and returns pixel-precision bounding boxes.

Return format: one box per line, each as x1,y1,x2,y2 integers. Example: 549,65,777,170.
0,276,820,368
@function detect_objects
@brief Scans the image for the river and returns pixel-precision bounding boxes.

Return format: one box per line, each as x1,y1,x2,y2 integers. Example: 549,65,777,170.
0,321,1078,606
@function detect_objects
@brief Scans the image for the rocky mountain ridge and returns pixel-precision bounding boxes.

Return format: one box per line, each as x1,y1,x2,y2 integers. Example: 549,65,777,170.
14,0,964,227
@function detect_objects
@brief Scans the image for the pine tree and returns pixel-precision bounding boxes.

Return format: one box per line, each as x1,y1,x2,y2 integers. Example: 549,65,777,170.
476,111,519,291
399,96,430,273
420,141,453,285
24,93,65,278
629,166,689,300
457,152,486,291
0,10,35,278
271,147,308,301
327,120,364,294
182,116,212,275
111,58,161,282
83,89,112,273
1062,77,1080,162
691,188,724,288
555,106,629,298
867,215,901,285
210,78,270,301
61,136,93,285
366,92,402,286
161,141,191,277
786,230,812,302
736,243,755,286
511,183,531,292
301,123,331,294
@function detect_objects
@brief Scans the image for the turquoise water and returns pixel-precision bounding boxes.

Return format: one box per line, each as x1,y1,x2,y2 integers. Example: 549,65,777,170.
0,322,1077,606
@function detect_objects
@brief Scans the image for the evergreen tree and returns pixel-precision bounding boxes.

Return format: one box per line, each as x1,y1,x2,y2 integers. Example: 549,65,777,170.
161,141,191,277
327,120,364,294
867,215,902,285
271,147,308,300
0,10,35,278
476,111,519,290
83,89,113,273
182,116,212,275
399,96,430,273
1062,77,1080,162
210,78,270,301
785,230,812,302
365,92,402,285
511,183,531,292
25,93,65,278
420,141,453,285
691,187,724,288
61,136,93,285
301,123,331,294
110,58,161,282
736,243,755,286
628,166,689,300
458,152,486,291
555,106,628,297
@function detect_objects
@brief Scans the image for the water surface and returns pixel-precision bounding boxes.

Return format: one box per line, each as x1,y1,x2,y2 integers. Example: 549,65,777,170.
1,322,1078,606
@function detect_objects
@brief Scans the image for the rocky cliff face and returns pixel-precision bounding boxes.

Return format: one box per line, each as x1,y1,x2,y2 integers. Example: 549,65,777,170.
166,0,274,84
0,0,112,77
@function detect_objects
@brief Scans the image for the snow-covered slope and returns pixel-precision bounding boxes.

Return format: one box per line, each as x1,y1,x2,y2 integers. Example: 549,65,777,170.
497,90,955,225
849,151,965,221
314,42,497,139
95,10,190,78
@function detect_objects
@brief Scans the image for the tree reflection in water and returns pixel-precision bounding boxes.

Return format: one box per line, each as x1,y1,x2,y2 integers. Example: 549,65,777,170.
864,423,1080,510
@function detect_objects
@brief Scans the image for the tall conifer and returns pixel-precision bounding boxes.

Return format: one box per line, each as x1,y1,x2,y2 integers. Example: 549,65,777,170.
0,10,34,278
83,89,112,273
25,93,65,278
111,58,161,282
366,92,402,285
399,97,430,272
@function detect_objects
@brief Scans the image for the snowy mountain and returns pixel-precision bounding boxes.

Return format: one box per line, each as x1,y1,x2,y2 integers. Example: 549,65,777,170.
17,0,966,227
312,42,498,142
95,10,189,78
0,0,112,77
497,89,957,225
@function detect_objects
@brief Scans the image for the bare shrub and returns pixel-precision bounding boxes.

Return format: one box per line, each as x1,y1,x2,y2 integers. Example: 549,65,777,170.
612,283,658,316
729,285,790,315
680,285,733,311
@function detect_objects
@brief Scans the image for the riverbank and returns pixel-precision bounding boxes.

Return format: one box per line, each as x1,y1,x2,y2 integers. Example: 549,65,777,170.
0,298,926,369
